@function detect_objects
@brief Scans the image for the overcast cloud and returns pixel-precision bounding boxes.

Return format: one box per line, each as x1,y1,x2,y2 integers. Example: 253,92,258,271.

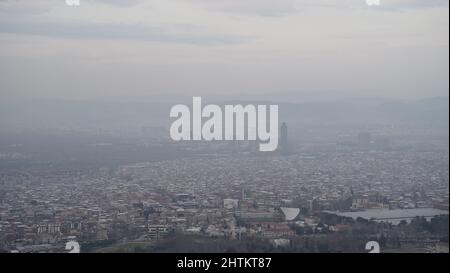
0,0,448,100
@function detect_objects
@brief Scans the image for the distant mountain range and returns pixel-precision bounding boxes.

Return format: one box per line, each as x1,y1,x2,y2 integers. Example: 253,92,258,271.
0,96,448,132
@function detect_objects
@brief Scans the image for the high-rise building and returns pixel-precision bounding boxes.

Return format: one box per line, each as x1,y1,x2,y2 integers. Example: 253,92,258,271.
280,122,288,154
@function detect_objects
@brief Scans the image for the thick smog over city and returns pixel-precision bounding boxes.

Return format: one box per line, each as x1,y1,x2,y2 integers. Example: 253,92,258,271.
0,0,448,258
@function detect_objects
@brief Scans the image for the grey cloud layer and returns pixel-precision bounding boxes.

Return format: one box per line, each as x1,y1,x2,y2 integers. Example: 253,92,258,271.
0,0,448,99
91,0,143,6
188,0,449,16
0,20,246,45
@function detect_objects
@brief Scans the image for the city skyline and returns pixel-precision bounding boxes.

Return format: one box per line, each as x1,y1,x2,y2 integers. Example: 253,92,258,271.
0,0,448,255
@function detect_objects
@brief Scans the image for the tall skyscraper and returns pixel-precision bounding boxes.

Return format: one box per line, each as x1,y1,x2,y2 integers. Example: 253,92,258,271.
280,122,288,155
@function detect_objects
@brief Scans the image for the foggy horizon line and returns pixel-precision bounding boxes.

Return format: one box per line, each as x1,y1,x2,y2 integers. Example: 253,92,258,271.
1,93,448,104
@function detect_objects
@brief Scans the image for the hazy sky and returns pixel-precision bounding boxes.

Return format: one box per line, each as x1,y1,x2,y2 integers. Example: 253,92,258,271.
0,0,448,100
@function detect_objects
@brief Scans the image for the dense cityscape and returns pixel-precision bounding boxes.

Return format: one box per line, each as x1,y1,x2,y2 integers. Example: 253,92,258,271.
0,0,448,257
1,127,448,253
